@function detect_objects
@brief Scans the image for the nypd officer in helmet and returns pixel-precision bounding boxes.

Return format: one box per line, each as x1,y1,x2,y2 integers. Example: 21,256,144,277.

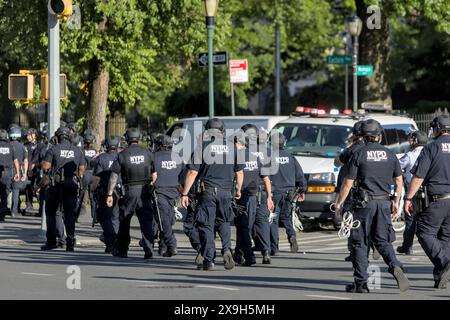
93,136,121,253
181,118,244,271
40,127,85,251
268,132,307,256
405,115,450,289
0,129,20,222
8,125,28,216
106,128,154,259
150,134,184,257
335,119,409,293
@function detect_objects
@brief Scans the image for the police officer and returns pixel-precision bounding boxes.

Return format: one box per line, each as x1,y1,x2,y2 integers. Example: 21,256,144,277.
0,129,20,222
24,128,39,213
334,121,366,262
81,129,99,221
106,128,154,259
40,127,85,251
268,132,307,256
335,119,409,293
397,130,428,255
181,118,244,270
93,136,121,253
405,115,450,289
8,125,28,216
150,134,184,257
234,124,274,266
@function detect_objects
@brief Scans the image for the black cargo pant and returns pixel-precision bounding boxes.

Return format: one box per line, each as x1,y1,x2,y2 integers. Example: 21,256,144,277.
235,193,257,262
115,185,154,255
195,189,233,264
253,191,271,255
183,197,201,252
153,191,177,250
401,197,421,251
350,200,402,285
97,194,119,248
0,171,12,220
45,179,79,247
416,198,450,281
270,192,296,255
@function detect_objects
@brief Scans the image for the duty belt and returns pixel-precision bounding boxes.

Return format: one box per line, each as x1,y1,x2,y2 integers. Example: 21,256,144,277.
369,195,391,201
429,194,450,202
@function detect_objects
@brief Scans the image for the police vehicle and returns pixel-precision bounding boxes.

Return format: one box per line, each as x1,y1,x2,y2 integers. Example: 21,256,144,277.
271,105,418,229
166,116,288,143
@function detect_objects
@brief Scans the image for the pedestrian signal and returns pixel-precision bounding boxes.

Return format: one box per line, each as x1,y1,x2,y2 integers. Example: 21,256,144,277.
8,74,34,101
48,0,73,18
41,74,67,100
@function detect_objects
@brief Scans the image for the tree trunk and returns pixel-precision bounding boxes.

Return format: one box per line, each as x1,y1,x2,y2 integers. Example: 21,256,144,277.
87,7,108,147
88,58,109,148
356,0,392,107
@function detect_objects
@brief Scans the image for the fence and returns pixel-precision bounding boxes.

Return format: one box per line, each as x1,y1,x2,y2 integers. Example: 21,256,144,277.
106,113,127,137
412,108,449,132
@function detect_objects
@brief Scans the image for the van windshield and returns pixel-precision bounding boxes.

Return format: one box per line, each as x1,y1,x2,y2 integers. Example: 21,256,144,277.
272,123,352,158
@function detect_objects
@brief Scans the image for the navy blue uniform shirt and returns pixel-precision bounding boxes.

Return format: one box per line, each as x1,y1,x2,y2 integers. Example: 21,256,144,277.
242,148,268,195
411,135,450,195
187,135,245,191
336,140,365,191
43,140,84,177
151,150,184,198
10,141,28,166
269,149,307,194
111,144,152,185
0,141,17,169
347,142,402,196
94,150,119,191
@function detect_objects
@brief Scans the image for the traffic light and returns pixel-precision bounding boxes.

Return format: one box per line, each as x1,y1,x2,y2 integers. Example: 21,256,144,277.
8,74,34,101
41,74,67,100
48,0,73,18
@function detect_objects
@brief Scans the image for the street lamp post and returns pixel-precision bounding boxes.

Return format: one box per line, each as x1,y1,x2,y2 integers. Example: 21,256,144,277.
348,16,362,112
204,0,218,119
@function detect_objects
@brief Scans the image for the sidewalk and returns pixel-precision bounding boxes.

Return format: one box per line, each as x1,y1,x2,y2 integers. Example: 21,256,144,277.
0,211,194,247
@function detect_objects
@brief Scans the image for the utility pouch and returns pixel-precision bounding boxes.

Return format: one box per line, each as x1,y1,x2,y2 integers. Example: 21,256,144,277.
419,185,429,210
351,187,369,209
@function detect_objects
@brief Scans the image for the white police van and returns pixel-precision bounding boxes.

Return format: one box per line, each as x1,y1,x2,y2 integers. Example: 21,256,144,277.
166,115,289,149
271,106,418,228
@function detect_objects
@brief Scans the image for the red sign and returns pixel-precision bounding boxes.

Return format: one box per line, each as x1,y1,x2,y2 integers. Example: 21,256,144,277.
229,59,248,83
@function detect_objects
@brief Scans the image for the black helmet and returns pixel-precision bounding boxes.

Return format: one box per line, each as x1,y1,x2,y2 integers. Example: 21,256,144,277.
40,124,48,137
67,122,77,134
361,119,383,137
431,115,450,131
205,118,224,132
55,126,71,141
105,136,120,151
241,124,259,145
409,131,428,146
0,129,8,141
124,128,141,143
8,126,22,141
71,133,83,147
352,121,365,136
270,132,287,149
154,134,173,150
83,129,96,145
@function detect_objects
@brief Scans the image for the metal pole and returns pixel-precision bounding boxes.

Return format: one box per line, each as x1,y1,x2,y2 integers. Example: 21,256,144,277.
345,36,349,110
275,22,281,116
353,35,359,112
231,82,235,116
48,12,61,138
207,22,215,119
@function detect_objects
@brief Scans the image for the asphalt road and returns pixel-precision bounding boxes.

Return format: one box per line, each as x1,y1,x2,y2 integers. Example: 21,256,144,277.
0,215,449,300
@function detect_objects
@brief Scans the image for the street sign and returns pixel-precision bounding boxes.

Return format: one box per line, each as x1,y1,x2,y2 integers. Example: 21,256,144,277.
357,65,374,76
229,59,248,83
198,51,228,67
326,55,352,65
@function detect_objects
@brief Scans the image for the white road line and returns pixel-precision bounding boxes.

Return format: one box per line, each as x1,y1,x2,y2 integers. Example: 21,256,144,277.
120,279,158,284
196,285,240,291
21,272,55,277
305,294,351,300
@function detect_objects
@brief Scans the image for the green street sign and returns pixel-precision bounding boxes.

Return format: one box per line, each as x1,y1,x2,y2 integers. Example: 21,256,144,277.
357,65,374,76
326,55,352,65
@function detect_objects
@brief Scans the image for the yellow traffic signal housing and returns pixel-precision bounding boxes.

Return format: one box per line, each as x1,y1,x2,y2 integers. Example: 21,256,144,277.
8,74,34,101
48,0,73,18
41,74,67,100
